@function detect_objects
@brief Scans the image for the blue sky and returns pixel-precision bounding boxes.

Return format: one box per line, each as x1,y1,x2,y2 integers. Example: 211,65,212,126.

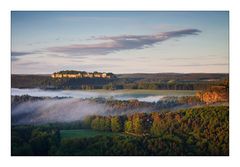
11,11,229,74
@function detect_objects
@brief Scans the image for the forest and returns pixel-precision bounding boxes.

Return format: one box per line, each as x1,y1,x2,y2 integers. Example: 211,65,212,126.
12,106,228,156
11,73,229,156
11,73,228,90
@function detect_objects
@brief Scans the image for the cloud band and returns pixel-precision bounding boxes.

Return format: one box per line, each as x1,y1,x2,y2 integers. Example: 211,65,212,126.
47,29,201,56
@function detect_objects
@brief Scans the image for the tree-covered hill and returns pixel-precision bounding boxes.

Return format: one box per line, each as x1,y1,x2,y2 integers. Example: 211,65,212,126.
12,106,228,156
11,73,228,90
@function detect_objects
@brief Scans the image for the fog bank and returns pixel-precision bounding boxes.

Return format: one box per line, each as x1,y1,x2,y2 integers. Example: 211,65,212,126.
12,98,155,125
12,98,111,125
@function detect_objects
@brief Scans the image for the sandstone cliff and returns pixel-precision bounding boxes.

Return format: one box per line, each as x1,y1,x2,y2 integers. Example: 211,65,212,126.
196,86,228,104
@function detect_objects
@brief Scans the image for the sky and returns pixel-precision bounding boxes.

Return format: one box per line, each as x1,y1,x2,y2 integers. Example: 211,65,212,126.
11,11,229,74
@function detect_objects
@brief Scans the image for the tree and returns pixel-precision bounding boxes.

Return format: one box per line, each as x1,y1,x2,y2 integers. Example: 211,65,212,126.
150,112,162,136
111,116,122,132
91,117,100,130
103,117,111,131
99,117,105,130
30,129,50,155
132,114,144,134
124,120,133,133
82,116,95,128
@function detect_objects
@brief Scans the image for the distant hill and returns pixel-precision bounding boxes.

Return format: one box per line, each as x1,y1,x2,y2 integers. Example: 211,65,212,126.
116,73,228,82
11,73,228,90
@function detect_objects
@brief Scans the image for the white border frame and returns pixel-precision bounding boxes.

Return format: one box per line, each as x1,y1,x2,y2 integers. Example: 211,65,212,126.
1,0,239,166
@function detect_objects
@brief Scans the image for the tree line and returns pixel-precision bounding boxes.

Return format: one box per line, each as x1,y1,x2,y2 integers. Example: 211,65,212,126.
12,74,228,90
12,106,228,155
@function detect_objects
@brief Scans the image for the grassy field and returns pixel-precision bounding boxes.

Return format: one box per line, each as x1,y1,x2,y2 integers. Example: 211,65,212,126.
60,129,123,139
87,89,197,95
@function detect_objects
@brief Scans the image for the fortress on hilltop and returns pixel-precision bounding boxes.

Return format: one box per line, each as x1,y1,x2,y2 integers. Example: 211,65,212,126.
51,70,115,79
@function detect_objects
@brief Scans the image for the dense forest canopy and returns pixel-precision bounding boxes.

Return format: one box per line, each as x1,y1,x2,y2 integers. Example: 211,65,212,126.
12,106,228,156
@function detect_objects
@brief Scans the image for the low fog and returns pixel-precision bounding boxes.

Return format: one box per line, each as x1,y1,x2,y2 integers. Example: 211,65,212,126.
11,88,187,125
11,88,165,102
11,98,154,125
12,98,112,125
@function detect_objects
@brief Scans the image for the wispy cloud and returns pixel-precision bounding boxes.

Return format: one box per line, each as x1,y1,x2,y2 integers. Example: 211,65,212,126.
11,29,201,62
11,51,35,61
47,29,201,56
17,62,40,66
11,51,33,57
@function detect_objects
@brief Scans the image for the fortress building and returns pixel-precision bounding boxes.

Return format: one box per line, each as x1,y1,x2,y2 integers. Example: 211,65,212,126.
51,70,114,79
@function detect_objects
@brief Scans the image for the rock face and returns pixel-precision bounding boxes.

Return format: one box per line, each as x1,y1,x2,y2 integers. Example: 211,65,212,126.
196,86,229,104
